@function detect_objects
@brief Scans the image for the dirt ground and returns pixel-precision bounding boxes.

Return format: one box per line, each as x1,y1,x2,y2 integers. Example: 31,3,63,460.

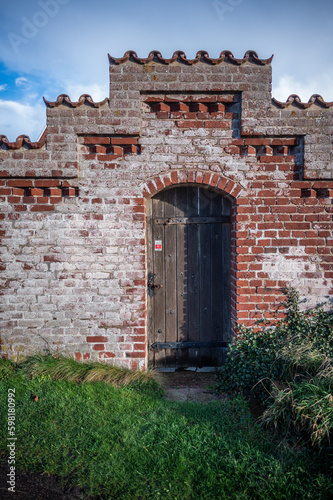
157,371,266,418
0,458,86,500
157,370,218,388
157,370,227,402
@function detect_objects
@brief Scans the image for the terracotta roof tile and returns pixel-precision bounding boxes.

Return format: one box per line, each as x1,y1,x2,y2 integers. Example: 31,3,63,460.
272,94,333,109
0,130,46,150
108,50,273,66
43,94,108,108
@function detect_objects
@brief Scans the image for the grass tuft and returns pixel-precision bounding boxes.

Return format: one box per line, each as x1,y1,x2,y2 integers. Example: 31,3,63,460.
278,342,329,378
260,365,333,448
21,353,91,382
0,353,161,396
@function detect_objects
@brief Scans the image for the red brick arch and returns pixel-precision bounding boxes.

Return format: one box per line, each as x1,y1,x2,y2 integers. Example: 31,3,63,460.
142,170,243,199
142,168,242,338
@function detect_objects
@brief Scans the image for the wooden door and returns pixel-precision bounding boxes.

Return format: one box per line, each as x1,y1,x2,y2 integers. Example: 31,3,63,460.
147,186,231,369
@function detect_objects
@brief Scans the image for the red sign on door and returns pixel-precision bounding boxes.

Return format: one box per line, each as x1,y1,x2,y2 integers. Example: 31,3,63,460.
155,240,162,251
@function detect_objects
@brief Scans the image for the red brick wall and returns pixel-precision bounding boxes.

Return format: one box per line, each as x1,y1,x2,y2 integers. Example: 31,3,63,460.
0,51,332,366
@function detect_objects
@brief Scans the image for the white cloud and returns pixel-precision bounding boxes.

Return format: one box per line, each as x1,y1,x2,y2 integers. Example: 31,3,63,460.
0,84,8,91
15,76,29,87
272,73,333,103
0,99,45,141
60,82,108,102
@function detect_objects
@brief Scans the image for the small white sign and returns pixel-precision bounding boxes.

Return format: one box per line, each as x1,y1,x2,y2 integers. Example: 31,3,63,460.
155,240,162,251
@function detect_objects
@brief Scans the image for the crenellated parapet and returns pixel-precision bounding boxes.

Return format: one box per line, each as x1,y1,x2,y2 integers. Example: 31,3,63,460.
43,94,109,108
0,130,47,150
108,49,273,66
272,94,333,109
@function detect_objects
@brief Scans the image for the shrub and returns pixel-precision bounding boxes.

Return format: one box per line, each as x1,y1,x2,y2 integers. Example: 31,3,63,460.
276,287,333,358
216,324,285,400
217,287,332,399
216,287,333,447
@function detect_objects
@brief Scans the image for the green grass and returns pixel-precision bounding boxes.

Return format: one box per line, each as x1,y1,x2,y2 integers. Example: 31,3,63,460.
0,357,332,499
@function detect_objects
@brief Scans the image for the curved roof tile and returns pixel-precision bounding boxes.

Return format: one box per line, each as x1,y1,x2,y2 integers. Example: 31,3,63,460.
273,94,333,109
43,94,109,108
0,130,46,150
108,50,273,66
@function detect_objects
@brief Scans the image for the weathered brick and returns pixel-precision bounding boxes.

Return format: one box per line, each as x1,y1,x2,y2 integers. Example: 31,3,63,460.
7,180,33,187
92,344,105,351
205,120,230,128
87,336,109,343
177,120,203,128
84,136,111,145
31,188,44,196
0,47,331,370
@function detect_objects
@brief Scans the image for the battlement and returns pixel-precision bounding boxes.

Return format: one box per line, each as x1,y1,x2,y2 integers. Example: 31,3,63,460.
108,49,274,66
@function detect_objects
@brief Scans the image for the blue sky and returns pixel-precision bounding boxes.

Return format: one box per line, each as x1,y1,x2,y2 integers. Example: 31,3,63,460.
0,0,332,140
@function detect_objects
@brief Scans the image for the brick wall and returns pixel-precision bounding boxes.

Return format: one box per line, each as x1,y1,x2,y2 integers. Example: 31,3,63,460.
0,50,332,367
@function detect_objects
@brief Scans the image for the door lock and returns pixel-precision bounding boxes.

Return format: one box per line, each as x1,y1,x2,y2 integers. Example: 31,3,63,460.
148,272,164,296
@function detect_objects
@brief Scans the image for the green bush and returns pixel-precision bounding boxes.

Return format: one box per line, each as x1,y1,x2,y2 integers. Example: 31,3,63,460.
276,287,333,358
216,324,285,400
217,287,332,398
217,287,333,447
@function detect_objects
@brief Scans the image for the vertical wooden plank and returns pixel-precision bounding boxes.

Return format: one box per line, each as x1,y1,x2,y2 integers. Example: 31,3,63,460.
151,193,166,368
210,192,224,366
199,222,212,366
152,223,166,368
187,185,200,217
163,189,177,368
187,222,200,367
198,188,213,366
147,197,154,368
186,187,199,367
175,187,189,216
206,186,221,216
222,196,232,216
211,222,223,366
222,222,231,350
175,188,189,367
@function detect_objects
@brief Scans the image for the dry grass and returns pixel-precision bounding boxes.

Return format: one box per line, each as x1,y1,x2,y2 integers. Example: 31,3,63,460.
260,361,333,448
278,341,328,377
18,353,160,390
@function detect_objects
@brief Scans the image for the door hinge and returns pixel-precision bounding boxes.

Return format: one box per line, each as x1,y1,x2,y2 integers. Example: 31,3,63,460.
150,341,228,350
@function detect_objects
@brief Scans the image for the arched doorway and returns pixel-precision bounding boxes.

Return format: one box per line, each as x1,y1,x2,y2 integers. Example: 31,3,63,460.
147,186,231,370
